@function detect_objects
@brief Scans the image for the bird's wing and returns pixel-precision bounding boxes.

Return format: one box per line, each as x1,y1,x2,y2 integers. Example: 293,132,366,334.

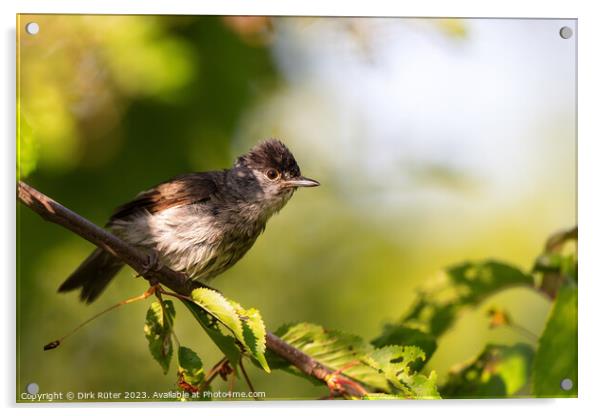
108,172,219,223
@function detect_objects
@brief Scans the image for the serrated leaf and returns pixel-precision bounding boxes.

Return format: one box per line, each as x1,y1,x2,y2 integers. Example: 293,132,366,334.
362,345,439,398
533,285,577,397
371,324,437,371
178,346,206,387
405,371,440,399
144,300,175,374
182,299,241,366
441,343,535,398
190,288,245,343
269,322,440,399
239,307,270,373
270,322,388,391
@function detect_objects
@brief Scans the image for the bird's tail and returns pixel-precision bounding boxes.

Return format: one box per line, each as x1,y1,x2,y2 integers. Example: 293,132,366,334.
58,248,124,303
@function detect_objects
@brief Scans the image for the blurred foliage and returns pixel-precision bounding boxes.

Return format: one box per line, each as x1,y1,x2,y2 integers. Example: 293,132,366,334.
16,15,576,401
362,230,576,399
441,343,535,398
531,228,578,397
18,15,196,174
533,227,577,298
533,285,577,397
16,108,37,179
401,261,534,337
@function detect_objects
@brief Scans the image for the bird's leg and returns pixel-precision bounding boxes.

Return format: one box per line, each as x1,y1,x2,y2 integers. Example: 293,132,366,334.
136,251,161,277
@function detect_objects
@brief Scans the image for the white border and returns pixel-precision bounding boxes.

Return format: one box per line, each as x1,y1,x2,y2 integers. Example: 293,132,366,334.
3,1,601,416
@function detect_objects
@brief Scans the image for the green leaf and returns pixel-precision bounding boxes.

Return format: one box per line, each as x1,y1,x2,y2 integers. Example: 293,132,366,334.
182,299,241,366
402,261,534,337
534,227,577,298
441,343,535,398
270,322,388,391
407,371,440,399
178,346,206,388
269,322,440,399
184,289,269,372
371,324,437,371
238,307,270,373
190,288,244,342
533,285,577,397
144,300,175,374
362,345,440,399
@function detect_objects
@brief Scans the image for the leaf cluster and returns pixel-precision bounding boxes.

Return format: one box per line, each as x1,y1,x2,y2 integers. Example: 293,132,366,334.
141,227,577,400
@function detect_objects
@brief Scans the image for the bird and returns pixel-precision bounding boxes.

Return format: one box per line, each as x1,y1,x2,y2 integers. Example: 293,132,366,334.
58,139,319,303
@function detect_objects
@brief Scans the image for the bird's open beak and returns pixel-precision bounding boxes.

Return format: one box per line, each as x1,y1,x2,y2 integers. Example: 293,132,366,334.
285,176,320,188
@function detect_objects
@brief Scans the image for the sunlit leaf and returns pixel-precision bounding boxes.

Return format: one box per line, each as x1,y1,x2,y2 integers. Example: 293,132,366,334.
269,322,387,390
441,343,535,398
371,324,437,370
190,288,244,342
144,300,175,374
182,299,241,366
269,322,440,398
533,285,577,397
362,345,439,399
238,306,270,373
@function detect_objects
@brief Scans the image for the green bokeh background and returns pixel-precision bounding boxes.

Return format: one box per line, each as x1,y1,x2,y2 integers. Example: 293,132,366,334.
17,15,576,400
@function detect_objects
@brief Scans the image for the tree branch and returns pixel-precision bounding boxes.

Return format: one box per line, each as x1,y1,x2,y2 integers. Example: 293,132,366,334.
17,180,367,399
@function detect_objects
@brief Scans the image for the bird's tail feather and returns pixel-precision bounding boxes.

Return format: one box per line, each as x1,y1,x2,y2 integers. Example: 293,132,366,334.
58,248,124,303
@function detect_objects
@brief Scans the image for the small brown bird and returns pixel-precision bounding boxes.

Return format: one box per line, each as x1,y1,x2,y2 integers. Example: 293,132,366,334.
58,139,319,303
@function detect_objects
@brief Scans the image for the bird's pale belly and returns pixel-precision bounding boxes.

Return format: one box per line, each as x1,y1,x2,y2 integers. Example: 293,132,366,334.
111,206,263,282
159,235,259,281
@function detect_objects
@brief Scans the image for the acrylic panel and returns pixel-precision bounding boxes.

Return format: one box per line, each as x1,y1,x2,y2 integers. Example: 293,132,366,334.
16,15,577,402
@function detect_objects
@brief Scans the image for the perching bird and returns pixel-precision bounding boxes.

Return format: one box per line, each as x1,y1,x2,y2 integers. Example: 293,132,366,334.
58,139,319,303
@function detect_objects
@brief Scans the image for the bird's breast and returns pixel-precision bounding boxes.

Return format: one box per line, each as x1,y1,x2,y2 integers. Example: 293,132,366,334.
116,204,265,281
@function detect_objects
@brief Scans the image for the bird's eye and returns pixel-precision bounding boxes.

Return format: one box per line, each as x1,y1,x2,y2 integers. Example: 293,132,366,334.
265,168,280,181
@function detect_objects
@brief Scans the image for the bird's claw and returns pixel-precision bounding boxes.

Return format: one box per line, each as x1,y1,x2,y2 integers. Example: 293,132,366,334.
137,252,161,277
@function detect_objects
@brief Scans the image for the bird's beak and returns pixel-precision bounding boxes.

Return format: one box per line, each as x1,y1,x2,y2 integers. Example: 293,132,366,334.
285,176,320,188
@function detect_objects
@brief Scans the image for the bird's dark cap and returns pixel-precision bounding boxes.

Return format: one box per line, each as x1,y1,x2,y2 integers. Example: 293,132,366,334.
235,139,301,177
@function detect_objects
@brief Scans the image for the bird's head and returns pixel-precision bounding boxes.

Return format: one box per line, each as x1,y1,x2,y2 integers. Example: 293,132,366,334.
234,139,319,215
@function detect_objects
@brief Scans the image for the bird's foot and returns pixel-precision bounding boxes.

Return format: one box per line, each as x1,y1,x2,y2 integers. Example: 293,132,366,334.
136,251,161,277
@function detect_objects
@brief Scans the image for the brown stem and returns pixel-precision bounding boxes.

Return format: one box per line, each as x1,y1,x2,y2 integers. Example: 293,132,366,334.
239,359,259,400
17,180,366,399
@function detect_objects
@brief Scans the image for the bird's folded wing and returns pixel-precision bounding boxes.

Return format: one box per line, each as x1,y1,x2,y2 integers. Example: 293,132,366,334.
108,172,219,222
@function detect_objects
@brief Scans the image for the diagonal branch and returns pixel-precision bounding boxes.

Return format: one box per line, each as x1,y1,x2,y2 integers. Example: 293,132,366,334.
17,180,367,399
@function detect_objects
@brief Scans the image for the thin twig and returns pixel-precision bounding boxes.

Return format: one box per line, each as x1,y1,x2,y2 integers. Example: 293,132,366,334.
202,357,229,391
43,284,158,350
239,359,259,400
17,180,368,399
